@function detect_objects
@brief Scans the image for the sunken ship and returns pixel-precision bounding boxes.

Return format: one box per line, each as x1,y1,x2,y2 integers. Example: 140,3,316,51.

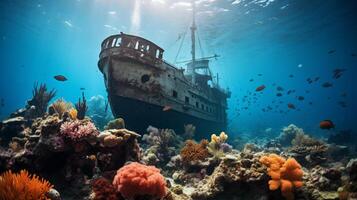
98,5,230,137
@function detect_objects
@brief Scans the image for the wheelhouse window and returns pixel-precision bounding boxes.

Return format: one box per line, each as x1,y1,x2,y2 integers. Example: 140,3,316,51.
185,96,189,104
172,90,178,98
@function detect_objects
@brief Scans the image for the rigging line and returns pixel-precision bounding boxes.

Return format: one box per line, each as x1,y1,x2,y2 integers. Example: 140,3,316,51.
174,28,188,64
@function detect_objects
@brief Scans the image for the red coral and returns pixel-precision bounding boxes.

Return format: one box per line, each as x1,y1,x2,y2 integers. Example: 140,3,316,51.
92,178,119,200
112,162,166,199
180,139,210,164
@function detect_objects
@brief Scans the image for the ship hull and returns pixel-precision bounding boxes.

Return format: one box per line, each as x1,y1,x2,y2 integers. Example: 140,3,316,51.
108,94,226,138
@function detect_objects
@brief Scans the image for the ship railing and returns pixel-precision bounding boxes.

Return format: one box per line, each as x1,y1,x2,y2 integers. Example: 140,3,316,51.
100,33,164,66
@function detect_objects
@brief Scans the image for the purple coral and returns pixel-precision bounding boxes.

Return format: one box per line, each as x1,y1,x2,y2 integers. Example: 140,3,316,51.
60,120,99,141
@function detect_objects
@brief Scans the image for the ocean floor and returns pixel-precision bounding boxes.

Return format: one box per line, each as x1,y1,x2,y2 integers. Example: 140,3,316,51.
0,85,356,200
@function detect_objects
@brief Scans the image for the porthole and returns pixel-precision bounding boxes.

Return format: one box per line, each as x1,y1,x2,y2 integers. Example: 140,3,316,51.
141,74,150,83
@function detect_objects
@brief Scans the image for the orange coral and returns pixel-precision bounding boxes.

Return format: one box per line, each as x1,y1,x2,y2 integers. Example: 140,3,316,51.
112,162,166,199
260,154,303,200
0,170,53,200
180,139,210,164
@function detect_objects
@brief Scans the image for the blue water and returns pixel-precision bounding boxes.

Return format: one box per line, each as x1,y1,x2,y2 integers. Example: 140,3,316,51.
1,0,356,137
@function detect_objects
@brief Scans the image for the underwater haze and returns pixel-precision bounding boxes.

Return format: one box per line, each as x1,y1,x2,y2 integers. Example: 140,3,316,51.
2,1,357,200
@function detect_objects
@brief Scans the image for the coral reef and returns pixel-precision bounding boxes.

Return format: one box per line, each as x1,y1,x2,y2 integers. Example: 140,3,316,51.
277,124,304,146
191,152,267,199
142,126,182,166
26,83,56,119
91,177,119,200
180,139,210,166
48,98,73,119
112,162,167,199
260,154,303,200
104,118,126,130
289,132,328,167
60,119,99,141
0,170,54,200
75,92,88,120
207,132,232,158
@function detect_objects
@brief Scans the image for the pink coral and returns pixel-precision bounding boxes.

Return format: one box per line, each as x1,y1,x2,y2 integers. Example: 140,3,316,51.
60,120,99,141
112,162,167,199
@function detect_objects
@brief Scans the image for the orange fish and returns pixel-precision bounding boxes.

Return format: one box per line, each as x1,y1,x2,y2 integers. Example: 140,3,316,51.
287,103,295,109
256,85,266,92
162,105,172,111
319,120,335,130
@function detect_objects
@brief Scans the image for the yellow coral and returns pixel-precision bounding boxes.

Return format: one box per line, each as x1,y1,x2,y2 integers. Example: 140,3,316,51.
50,99,73,118
68,108,78,120
0,170,53,200
260,154,303,200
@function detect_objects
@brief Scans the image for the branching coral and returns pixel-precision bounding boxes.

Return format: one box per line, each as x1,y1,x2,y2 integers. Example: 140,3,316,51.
112,162,167,199
0,170,53,200
207,132,232,158
27,83,56,118
60,120,99,141
260,154,303,200
277,124,304,146
180,139,210,164
92,177,118,200
49,98,73,118
75,92,87,120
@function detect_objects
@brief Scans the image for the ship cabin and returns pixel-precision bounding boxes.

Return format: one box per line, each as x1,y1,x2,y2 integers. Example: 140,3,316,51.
100,32,164,67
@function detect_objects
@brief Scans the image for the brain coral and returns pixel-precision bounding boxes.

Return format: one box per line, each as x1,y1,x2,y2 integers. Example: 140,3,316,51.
112,162,166,199
260,154,303,200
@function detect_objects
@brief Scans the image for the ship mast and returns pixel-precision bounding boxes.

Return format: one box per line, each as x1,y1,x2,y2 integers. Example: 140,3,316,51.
190,0,196,84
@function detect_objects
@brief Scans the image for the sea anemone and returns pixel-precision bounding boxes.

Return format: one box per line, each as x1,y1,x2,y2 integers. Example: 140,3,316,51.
0,170,53,200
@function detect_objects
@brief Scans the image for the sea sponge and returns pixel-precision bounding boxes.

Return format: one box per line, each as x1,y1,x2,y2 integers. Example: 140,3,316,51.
60,120,99,141
260,154,303,200
0,170,53,200
112,162,166,199
180,139,210,164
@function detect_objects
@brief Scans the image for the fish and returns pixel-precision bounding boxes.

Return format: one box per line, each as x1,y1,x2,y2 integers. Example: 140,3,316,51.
249,79,254,82
54,75,68,81
80,87,86,90
298,96,304,101
305,90,310,93
287,90,292,95
255,85,266,92
163,105,172,111
276,86,284,91
338,101,347,108
341,92,347,97
322,82,333,88
257,74,263,76
314,77,320,82
0,98,4,107
328,50,336,54
352,53,356,57
276,93,282,97
289,74,294,78
287,103,295,109
333,69,346,79
307,78,313,84
320,120,335,129
309,102,313,105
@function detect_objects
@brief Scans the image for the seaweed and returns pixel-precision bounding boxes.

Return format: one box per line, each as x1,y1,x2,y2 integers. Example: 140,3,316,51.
75,92,88,120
